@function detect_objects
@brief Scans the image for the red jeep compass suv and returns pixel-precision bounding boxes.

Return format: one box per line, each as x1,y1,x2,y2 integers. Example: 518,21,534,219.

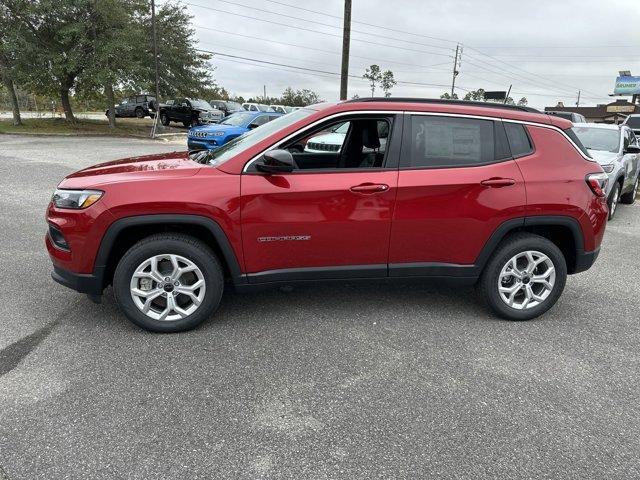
46,99,608,332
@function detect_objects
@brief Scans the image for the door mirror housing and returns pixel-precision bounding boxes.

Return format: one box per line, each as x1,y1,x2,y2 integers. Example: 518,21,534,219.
625,144,640,154
255,149,295,174
248,122,259,130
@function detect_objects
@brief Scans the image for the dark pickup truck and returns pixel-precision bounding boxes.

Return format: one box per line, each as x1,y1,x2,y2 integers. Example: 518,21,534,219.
158,98,224,127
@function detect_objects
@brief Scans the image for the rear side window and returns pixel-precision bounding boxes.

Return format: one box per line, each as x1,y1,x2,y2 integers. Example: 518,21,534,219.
406,116,495,168
504,123,534,157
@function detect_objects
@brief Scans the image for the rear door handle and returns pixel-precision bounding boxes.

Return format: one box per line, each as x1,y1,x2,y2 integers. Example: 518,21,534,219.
481,178,516,187
350,183,389,194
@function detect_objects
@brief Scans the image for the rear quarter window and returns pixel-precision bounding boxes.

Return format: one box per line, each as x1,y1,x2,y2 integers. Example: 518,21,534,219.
504,123,534,157
564,128,591,158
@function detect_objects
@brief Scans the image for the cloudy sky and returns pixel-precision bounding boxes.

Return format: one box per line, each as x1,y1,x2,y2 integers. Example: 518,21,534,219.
178,0,639,109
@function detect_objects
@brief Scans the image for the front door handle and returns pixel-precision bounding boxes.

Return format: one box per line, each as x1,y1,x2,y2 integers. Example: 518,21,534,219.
481,178,516,187
350,183,389,194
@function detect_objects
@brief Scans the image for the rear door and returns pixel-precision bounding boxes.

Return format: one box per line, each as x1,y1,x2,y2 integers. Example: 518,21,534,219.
388,114,526,275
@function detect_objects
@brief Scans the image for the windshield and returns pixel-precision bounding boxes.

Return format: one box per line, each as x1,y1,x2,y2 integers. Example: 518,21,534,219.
226,101,243,111
220,112,255,126
626,116,640,128
191,99,212,110
573,126,620,153
204,108,315,166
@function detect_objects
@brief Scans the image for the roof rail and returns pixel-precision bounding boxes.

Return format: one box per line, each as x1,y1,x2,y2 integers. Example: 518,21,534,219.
346,97,541,114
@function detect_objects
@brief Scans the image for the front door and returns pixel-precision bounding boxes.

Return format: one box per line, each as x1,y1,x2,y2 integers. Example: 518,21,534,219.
389,115,527,274
240,115,401,281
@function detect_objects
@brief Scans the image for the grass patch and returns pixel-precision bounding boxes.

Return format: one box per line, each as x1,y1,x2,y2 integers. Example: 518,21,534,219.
0,117,158,137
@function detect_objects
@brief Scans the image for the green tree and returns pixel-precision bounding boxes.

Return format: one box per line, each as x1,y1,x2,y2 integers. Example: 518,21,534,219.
280,87,323,106
0,7,22,125
517,97,528,106
363,65,382,97
463,88,485,101
380,70,396,97
440,92,459,100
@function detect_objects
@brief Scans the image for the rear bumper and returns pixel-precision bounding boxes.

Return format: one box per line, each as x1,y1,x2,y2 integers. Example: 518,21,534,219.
573,247,600,274
51,265,104,296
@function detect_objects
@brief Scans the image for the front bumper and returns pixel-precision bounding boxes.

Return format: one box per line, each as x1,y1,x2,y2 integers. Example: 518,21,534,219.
187,138,221,151
51,264,104,296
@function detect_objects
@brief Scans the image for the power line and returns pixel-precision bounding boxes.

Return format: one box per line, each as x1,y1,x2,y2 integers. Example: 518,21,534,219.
201,49,461,90
194,0,455,52
193,25,452,71
183,2,454,58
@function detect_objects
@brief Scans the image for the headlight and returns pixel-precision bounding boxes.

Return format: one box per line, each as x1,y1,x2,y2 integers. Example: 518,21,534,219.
51,189,103,209
210,131,225,137
601,164,614,173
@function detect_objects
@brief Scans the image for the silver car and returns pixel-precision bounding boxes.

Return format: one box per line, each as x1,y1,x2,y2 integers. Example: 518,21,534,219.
573,123,640,220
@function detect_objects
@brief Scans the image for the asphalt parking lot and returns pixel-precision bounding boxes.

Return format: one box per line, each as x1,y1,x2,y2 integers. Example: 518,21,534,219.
1,134,639,479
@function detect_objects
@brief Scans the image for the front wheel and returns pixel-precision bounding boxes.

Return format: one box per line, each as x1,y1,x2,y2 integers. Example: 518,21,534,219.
479,233,567,321
620,176,639,205
607,183,620,220
113,234,224,332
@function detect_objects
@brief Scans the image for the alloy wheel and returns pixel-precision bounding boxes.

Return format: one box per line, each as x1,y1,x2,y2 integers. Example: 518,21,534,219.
497,250,556,310
129,254,206,321
611,185,619,216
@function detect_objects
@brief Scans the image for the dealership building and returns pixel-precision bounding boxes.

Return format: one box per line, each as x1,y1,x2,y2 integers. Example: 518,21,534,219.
545,73,640,124
544,99,640,124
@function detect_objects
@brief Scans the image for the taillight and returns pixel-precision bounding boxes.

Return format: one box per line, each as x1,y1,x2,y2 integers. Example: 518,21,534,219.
586,172,608,197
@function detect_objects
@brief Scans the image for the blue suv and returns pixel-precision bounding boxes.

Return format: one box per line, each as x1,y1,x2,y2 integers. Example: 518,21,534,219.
187,111,283,150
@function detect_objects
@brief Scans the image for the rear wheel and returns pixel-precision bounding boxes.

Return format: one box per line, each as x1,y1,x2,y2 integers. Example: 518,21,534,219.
135,107,144,119
607,182,621,220
479,233,567,321
620,176,639,205
113,234,223,332
160,113,170,126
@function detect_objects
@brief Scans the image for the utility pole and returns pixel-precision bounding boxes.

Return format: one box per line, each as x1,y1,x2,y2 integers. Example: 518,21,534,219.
263,85,267,101
576,90,581,107
451,44,462,98
504,84,512,104
151,0,160,138
339,0,352,100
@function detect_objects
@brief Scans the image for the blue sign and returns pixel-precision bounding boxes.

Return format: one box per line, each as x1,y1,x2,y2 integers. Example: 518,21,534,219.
614,76,640,95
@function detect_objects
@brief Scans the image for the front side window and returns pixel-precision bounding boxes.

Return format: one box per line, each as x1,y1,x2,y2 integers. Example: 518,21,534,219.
625,116,640,129
406,116,495,168
252,115,270,127
275,117,393,170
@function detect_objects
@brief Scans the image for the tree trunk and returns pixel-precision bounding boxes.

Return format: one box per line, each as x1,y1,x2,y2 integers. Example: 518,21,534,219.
105,82,116,128
2,74,22,126
60,84,75,123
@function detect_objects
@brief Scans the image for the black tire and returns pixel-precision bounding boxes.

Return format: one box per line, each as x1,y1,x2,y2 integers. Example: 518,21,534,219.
160,112,170,126
620,175,639,205
113,233,224,333
135,107,144,119
187,116,199,128
479,233,567,321
607,182,621,220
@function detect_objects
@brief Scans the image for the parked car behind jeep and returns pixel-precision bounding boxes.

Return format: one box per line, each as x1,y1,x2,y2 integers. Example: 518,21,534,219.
573,123,640,219
208,100,244,117
158,98,224,127
106,94,155,119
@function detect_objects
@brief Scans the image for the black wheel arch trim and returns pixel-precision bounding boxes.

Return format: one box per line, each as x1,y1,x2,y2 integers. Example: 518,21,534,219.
472,215,587,273
94,214,245,289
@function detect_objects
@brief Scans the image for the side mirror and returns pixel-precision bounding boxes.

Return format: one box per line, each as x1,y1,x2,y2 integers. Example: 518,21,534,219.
248,122,259,130
255,149,295,174
625,144,640,154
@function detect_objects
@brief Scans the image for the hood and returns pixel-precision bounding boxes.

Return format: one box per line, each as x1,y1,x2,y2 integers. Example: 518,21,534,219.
190,123,245,135
59,151,201,188
587,149,619,166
